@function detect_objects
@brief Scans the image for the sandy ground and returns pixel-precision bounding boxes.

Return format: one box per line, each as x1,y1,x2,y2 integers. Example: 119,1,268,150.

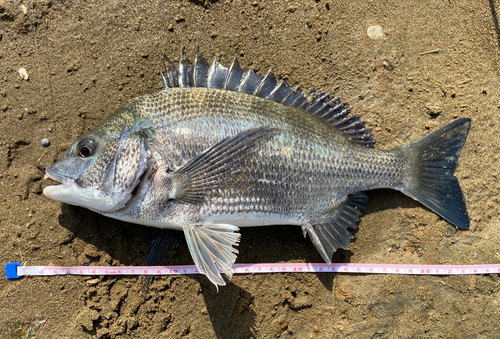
0,0,499,338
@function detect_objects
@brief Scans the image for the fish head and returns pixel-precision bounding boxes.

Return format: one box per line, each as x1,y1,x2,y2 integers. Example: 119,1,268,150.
43,114,151,213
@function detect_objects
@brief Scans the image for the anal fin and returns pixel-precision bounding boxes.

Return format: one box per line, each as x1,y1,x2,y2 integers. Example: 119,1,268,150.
183,223,241,288
305,192,367,263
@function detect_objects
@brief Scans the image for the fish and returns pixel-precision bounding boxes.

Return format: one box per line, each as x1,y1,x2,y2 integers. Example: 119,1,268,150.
43,48,471,287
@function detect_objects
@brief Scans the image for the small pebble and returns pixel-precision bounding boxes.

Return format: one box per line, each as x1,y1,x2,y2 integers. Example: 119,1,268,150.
290,296,312,310
21,4,28,15
41,138,51,147
382,60,394,71
19,67,29,80
86,278,100,286
367,25,383,40
425,104,443,117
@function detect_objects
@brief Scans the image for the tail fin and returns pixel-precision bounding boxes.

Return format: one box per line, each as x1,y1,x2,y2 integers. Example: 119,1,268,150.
401,118,471,229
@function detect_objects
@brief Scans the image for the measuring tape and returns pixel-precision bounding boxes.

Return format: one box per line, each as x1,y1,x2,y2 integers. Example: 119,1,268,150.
5,262,500,279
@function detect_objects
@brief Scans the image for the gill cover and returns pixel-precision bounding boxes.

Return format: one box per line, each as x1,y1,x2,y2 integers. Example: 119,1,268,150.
44,127,151,213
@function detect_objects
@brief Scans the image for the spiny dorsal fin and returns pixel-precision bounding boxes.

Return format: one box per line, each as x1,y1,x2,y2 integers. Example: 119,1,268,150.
161,48,375,147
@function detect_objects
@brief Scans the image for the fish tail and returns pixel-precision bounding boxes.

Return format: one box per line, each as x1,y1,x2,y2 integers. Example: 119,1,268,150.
400,118,471,229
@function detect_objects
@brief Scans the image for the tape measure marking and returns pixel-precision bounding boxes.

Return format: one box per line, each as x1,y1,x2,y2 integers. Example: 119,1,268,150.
6,262,500,279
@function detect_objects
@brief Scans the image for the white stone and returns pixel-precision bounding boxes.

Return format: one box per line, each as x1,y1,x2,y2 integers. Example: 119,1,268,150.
19,67,28,80
367,26,383,40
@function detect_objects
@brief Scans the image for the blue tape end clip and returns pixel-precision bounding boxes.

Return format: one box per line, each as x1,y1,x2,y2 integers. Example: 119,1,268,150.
6,262,22,279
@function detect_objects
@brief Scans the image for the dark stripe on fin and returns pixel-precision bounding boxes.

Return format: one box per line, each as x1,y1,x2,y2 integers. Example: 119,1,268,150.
208,57,229,89
305,192,367,263
179,47,194,87
267,81,294,102
194,47,210,87
225,57,244,90
401,118,471,229
239,69,262,94
162,53,178,88
162,48,375,147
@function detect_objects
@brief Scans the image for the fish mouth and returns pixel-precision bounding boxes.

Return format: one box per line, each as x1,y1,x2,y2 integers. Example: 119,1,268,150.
42,169,110,212
42,168,73,199
42,163,147,214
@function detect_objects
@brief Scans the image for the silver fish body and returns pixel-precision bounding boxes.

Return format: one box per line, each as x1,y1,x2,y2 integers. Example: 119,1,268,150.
44,49,470,286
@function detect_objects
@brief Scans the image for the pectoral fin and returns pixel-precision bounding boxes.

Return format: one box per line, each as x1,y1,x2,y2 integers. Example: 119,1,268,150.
304,192,367,263
169,127,278,204
183,223,241,287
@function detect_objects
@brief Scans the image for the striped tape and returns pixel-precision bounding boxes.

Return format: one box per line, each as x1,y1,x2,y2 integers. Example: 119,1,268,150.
6,262,500,279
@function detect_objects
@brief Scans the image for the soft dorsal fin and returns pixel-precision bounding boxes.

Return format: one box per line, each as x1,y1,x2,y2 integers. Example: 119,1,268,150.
161,47,375,147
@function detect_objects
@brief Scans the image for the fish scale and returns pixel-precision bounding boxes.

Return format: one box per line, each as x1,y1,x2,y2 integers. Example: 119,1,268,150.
43,48,470,287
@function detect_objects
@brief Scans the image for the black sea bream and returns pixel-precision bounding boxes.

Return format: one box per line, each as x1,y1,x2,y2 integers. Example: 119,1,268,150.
44,48,470,286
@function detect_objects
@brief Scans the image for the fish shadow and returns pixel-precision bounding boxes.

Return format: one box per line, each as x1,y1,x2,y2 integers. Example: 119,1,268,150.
57,188,423,290
58,204,260,338
194,277,258,339
56,188,430,338
58,204,164,265
234,189,424,291
238,224,353,292
364,189,419,213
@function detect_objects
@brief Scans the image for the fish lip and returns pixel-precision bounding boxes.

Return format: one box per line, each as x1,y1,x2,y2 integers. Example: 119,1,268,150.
44,166,72,187
43,166,75,199
44,172,59,183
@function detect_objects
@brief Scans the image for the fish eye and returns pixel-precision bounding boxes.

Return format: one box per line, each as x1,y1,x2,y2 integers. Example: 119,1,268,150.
78,140,97,158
